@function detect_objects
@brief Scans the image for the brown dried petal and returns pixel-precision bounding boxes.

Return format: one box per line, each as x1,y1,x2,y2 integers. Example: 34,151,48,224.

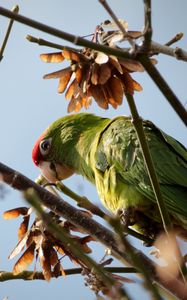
13,243,35,275
50,248,59,267
98,63,111,85
108,77,123,105
119,59,144,72
67,95,91,113
109,56,123,74
40,52,64,63
83,97,92,109
102,84,117,109
89,85,108,109
74,100,83,112
53,260,62,277
120,71,135,95
9,231,32,260
62,49,81,62
3,207,29,219
65,79,79,100
91,63,99,85
58,72,73,94
39,243,52,281
18,216,30,240
133,80,143,92
43,66,73,80
80,65,92,93
75,68,82,84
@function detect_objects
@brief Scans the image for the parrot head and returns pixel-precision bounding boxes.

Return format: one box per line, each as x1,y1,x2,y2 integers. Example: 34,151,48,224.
32,113,107,184
32,123,75,183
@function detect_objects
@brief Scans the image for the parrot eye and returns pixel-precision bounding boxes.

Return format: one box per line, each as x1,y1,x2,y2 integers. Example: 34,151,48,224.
39,138,52,156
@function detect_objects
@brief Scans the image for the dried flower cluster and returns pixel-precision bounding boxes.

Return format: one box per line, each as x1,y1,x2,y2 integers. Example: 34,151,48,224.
39,21,157,113
3,205,135,295
41,48,143,112
3,207,94,281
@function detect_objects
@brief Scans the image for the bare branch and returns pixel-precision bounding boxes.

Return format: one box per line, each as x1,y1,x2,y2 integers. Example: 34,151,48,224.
142,0,152,50
0,5,19,61
27,33,187,63
26,35,81,51
165,32,184,47
0,267,138,282
151,41,187,61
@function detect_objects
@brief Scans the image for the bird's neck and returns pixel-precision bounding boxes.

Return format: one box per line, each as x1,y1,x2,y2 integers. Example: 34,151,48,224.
62,116,110,183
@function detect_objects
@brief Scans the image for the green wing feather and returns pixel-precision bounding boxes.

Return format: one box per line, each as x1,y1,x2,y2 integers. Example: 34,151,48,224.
94,116,187,221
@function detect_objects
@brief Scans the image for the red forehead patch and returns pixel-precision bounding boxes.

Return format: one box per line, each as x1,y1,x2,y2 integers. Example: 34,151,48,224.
32,133,45,166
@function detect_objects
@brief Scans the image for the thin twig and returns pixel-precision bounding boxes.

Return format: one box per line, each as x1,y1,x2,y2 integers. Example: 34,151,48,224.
27,33,187,63
142,0,152,50
0,267,138,282
165,32,184,47
150,41,187,61
0,5,19,61
26,34,80,51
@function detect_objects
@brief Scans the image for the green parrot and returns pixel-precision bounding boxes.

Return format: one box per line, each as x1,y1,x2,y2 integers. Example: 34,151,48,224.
32,113,187,241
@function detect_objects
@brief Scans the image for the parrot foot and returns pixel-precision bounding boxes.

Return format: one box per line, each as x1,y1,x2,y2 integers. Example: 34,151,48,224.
118,208,161,246
117,207,136,228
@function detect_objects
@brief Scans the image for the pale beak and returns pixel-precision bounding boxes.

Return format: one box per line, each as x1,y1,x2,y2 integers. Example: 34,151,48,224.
38,161,74,183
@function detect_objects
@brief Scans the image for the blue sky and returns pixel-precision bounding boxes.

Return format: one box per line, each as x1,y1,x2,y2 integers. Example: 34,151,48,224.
0,1,187,299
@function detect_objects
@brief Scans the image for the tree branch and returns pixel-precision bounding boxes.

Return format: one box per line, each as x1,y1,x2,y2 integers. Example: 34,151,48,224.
151,41,187,61
0,267,138,282
142,0,152,50
26,34,187,62
0,5,19,61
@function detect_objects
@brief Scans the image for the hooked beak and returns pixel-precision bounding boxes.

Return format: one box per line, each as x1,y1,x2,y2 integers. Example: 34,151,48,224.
38,161,75,183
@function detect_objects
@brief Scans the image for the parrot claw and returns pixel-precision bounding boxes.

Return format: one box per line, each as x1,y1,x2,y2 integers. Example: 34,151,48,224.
117,207,136,228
